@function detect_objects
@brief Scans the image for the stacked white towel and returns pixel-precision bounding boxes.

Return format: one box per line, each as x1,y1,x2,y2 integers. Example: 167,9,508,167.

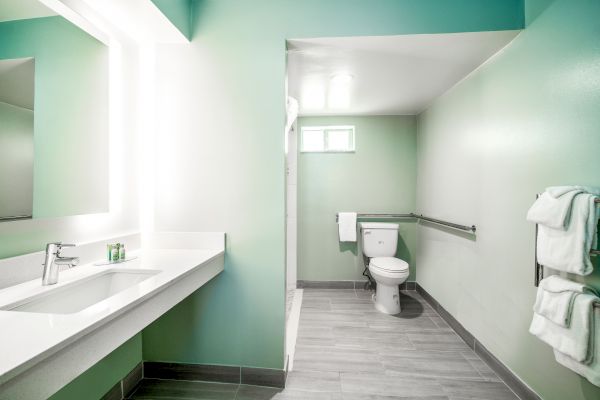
530,276,600,385
527,186,600,275
555,309,600,386
533,275,598,327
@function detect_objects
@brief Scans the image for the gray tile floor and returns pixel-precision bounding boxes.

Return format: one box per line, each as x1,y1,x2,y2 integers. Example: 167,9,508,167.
127,289,519,400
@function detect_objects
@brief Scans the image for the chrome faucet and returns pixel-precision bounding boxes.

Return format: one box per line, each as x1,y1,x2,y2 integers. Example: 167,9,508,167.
42,242,80,286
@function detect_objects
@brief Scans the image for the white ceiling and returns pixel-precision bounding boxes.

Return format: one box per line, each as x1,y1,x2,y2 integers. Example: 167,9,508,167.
0,58,35,110
0,0,56,22
287,31,520,116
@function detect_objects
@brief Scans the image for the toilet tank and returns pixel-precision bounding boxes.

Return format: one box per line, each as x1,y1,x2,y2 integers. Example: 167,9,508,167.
360,222,399,258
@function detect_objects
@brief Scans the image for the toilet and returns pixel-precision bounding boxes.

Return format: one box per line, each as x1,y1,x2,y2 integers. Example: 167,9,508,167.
360,222,409,314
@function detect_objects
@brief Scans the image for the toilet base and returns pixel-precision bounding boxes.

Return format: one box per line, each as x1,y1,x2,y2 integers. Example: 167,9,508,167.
373,283,401,314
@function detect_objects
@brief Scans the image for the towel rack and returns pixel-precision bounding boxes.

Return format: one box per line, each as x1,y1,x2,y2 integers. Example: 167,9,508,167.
534,197,600,287
335,212,476,234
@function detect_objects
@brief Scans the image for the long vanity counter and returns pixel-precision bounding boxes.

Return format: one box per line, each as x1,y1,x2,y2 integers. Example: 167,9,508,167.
0,232,225,400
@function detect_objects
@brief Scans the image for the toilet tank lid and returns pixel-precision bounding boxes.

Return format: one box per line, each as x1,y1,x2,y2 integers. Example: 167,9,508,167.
360,222,399,230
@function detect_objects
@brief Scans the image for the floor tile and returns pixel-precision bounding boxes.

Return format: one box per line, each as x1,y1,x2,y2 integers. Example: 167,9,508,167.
439,378,519,400
343,394,449,400
129,379,238,399
407,331,471,351
381,350,484,380
285,370,341,392
340,372,446,397
235,385,281,400
129,288,516,400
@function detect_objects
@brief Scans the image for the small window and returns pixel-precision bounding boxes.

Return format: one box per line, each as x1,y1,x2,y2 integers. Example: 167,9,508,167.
301,126,355,153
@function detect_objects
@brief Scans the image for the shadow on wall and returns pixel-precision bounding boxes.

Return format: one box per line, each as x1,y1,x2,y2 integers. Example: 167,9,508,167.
338,241,358,256
396,233,411,262
525,0,557,27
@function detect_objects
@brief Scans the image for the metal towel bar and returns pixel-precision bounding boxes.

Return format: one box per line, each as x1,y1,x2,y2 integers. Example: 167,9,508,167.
335,212,476,234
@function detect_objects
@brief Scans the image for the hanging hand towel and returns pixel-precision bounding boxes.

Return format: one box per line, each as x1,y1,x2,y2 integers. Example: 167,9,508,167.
554,307,600,387
535,192,599,275
530,293,599,364
534,276,598,327
338,212,357,242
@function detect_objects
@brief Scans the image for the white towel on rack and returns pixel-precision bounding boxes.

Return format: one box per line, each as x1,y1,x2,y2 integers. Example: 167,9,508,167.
527,186,597,230
534,191,599,276
530,293,599,364
338,212,357,242
534,276,598,327
554,307,600,386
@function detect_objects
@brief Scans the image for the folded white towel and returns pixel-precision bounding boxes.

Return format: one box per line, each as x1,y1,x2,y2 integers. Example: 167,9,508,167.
534,276,598,327
554,307,600,386
530,293,599,364
535,192,599,275
527,187,589,230
338,212,357,242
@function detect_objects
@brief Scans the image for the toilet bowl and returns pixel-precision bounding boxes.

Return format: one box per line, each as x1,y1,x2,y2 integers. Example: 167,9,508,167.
360,222,410,315
369,257,409,314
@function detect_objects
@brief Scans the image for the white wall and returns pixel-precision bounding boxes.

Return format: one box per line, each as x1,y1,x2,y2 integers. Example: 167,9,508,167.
286,122,297,290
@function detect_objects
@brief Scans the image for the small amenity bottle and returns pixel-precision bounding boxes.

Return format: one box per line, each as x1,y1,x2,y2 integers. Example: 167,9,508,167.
111,244,120,262
119,243,126,260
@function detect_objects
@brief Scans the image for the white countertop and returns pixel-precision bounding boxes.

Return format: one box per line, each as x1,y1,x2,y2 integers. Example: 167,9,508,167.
0,247,224,385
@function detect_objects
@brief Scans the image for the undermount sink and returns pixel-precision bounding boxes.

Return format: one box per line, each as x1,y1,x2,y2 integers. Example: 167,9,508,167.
1,269,160,314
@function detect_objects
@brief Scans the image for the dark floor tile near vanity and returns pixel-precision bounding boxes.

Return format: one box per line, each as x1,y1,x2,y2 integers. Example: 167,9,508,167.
144,362,240,384
128,289,518,400
128,378,238,399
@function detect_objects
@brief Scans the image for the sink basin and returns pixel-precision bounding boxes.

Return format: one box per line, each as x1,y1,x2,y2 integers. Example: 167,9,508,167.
1,269,160,314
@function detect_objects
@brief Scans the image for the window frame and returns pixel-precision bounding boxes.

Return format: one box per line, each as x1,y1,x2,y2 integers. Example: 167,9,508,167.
300,125,355,153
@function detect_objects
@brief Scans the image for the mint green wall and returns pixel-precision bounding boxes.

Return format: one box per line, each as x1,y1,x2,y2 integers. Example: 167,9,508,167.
151,0,191,39
416,1,600,399
297,116,417,282
0,16,108,219
49,334,142,400
144,0,524,370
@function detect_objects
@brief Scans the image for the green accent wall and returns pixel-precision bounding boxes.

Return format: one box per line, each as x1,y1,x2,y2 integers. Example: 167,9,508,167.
297,116,417,282
151,0,191,39
143,0,524,371
416,0,600,399
0,16,108,219
49,334,142,400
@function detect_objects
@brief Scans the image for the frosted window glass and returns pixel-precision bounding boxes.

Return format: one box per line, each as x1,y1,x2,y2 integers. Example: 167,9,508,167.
327,129,351,151
302,129,324,152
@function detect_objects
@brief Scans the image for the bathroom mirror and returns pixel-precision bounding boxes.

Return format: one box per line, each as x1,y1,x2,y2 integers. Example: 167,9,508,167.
0,57,35,220
0,0,109,221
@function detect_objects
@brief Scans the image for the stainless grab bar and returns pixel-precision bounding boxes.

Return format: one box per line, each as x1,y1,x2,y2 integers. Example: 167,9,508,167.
413,213,476,233
335,212,476,234
0,215,32,222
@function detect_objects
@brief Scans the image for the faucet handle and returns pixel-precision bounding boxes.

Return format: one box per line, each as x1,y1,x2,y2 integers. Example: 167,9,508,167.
56,243,76,256
45,242,76,255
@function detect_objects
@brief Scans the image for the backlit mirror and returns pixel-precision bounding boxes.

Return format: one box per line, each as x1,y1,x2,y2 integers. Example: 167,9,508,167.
0,57,34,220
0,0,109,221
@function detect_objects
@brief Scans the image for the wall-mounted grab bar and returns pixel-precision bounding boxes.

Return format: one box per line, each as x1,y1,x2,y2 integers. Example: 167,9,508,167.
0,215,32,222
335,212,476,234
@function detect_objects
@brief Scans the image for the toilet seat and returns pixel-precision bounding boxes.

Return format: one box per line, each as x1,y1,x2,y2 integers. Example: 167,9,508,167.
370,257,408,273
